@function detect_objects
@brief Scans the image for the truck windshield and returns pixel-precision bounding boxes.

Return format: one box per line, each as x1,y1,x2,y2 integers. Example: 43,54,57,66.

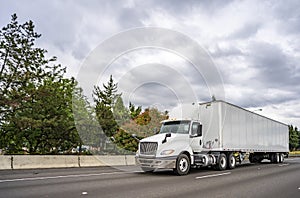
159,121,190,134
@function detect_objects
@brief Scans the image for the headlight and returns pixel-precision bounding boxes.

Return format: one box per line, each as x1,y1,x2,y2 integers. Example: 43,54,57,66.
160,149,175,155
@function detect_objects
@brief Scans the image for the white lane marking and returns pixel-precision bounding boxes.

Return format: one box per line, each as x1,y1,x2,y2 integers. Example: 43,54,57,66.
0,171,130,183
195,172,231,179
82,192,88,195
285,158,300,161
278,163,289,167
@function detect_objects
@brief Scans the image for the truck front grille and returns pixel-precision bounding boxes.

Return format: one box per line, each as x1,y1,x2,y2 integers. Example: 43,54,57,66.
140,142,158,155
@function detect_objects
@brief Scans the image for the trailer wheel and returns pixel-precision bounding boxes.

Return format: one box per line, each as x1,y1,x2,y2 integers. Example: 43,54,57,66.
270,153,275,163
227,153,236,169
270,153,279,163
279,153,284,163
216,153,227,171
249,153,254,163
173,154,190,176
275,153,280,164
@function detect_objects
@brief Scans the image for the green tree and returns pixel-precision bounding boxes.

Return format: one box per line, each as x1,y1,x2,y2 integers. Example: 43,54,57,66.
113,128,139,153
289,125,299,151
129,102,142,119
113,95,130,126
93,75,120,107
114,107,168,152
72,86,104,154
122,107,168,138
0,14,80,154
93,75,120,137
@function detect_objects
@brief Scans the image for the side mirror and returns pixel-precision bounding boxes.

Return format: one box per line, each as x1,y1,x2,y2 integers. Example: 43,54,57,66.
162,133,171,144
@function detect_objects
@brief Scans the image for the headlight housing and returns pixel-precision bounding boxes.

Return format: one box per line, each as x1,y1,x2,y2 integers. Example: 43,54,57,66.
160,149,175,155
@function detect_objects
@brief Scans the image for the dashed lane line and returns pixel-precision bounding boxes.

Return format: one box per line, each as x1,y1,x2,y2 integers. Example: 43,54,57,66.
195,172,231,179
0,171,135,183
278,163,289,167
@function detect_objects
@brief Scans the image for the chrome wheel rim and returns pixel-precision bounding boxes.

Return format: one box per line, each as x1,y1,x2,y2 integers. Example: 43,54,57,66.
220,156,226,168
230,156,235,167
179,158,188,172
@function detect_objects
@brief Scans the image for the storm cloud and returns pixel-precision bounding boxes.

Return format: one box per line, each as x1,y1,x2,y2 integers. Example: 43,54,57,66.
1,0,300,127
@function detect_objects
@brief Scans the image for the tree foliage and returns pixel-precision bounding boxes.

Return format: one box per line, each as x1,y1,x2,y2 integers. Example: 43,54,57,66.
93,75,120,138
113,128,139,153
289,125,299,151
72,86,105,153
0,14,80,154
129,102,142,119
121,108,168,138
113,96,130,126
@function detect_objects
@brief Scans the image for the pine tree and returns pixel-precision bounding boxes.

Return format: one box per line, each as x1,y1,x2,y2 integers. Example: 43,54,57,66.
113,96,130,126
129,102,142,119
0,14,80,154
93,75,120,137
289,125,299,151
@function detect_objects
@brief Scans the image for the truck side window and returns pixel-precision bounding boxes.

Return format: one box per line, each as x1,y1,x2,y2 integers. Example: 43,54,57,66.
192,122,200,136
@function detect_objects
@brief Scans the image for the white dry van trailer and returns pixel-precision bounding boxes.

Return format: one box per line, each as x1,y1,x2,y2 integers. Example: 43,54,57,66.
135,100,289,175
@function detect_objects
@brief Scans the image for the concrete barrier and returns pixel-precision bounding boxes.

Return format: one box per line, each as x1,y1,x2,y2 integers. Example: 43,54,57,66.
12,155,79,169
0,155,135,170
0,155,11,169
80,155,131,167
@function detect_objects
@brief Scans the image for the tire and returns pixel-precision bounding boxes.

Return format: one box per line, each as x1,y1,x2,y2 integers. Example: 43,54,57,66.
227,153,236,169
141,167,154,173
216,153,227,171
279,153,284,163
275,153,280,164
270,153,279,163
249,153,254,163
270,153,275,163
173,154,190,176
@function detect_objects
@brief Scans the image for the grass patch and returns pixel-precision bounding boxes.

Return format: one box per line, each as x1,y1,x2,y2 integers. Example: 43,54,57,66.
289,151,300,155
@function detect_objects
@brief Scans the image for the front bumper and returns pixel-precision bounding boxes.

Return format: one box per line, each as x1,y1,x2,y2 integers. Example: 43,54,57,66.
135,156,177,169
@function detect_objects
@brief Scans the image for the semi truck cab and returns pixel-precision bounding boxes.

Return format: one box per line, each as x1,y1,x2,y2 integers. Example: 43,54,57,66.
136,119,208,175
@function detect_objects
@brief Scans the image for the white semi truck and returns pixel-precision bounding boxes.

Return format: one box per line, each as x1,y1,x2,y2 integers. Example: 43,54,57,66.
135,100,289,175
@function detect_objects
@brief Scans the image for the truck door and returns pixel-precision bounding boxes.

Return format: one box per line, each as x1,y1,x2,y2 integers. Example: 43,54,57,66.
190,122,203,152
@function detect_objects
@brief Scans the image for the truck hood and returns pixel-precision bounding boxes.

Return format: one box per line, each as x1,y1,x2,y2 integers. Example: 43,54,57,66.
139,133,190,157
140,133,182,143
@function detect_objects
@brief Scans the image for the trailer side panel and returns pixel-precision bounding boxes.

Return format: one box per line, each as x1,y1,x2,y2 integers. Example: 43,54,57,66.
200,101,289,152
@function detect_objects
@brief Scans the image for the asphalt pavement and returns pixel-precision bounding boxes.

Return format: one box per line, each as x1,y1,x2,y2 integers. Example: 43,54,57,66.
0,158,299,198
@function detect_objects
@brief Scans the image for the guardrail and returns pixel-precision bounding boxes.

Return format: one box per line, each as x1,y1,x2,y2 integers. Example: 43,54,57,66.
0,155,135,170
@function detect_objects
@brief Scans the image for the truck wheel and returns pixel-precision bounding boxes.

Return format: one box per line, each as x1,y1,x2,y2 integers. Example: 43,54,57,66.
216,153,227,171
279,153,284,163
227,153,236,169
249,153,254,163
270,153,275,163
276,153,280,163
270,153,279,163
141,167,154,173
174,154,190,176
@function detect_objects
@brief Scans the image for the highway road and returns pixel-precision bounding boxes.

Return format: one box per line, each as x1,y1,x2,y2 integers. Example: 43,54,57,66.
0,157,299,198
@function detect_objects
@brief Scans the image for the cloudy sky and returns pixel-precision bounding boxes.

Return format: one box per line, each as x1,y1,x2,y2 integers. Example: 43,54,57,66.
1,0,300,127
